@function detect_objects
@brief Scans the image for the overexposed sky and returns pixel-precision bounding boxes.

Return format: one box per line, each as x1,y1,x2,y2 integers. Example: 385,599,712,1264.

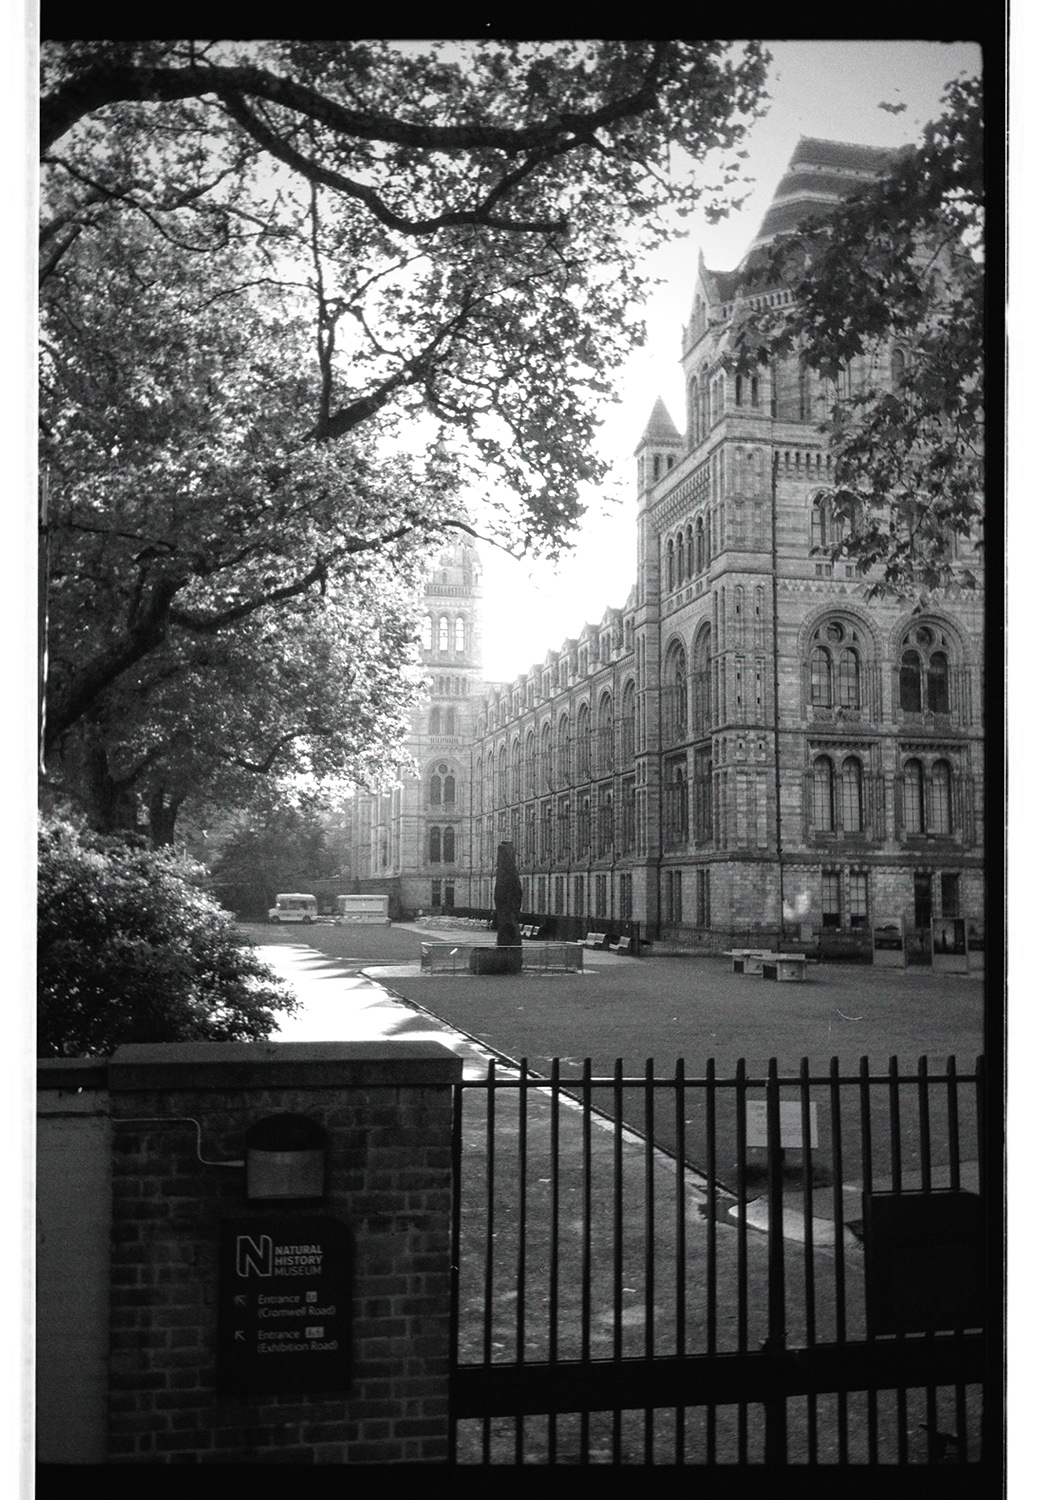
477,38,982,686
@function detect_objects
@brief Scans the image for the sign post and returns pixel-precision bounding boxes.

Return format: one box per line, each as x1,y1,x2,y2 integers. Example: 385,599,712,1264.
217,1216,353,1395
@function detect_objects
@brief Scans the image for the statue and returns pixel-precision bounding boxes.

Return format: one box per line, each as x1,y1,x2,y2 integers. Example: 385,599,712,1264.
494,840,523,948
470,840,524,974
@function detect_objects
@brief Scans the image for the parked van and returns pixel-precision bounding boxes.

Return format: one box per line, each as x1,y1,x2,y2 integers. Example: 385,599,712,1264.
268,893,318,924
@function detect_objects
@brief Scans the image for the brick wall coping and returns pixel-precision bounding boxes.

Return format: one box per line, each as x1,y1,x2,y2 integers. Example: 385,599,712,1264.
37,1057,109,1091
38,1039,463,1095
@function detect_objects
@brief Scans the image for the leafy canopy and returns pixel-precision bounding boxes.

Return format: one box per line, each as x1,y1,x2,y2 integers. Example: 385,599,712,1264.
40,39,768,829
731,75,983,597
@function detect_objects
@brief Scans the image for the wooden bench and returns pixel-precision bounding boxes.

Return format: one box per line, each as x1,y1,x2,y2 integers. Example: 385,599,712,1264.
582,932,608,950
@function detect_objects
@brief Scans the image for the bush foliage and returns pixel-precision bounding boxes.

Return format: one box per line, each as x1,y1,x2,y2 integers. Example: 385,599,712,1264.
38,814,299,1057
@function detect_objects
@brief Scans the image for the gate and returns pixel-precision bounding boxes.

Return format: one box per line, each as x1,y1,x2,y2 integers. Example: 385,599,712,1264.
448,1055,986,1465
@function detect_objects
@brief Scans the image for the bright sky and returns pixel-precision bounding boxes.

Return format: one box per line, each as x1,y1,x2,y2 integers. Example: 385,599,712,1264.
477,38,982,686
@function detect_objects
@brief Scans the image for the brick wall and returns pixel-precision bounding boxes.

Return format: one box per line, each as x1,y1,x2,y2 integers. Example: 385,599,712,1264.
95,1040,461,1464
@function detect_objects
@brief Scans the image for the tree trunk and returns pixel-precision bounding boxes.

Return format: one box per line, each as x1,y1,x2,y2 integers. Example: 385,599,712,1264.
148,787,184,848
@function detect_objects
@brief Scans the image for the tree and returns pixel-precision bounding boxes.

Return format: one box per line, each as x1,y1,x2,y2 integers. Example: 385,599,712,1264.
207,796,342,920
37,813,299,1057
40,39,769,818
731,75,983,597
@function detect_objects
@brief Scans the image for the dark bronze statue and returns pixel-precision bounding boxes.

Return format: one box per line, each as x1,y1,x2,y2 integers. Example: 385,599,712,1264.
470,840,524,974
493,840,523,948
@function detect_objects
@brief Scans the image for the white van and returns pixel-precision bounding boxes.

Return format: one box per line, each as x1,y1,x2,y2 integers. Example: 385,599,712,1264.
268,893,318,924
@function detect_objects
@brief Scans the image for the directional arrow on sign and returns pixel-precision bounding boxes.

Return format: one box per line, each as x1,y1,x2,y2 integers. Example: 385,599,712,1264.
234,1330,246,1342
234,1295,246,1307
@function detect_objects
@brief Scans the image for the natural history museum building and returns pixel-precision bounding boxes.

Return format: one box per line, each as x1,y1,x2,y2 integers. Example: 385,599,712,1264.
347,139,983,960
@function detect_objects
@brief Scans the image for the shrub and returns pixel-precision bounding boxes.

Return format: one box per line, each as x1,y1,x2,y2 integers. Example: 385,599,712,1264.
38,814,299,1057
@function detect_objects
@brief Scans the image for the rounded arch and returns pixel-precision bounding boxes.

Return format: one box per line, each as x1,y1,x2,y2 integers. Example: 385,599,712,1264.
798,605,882,662
888,611,968,665
576,699,592,780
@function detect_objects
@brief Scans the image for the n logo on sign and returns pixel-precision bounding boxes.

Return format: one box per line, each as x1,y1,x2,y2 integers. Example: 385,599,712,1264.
236,1234,273,1277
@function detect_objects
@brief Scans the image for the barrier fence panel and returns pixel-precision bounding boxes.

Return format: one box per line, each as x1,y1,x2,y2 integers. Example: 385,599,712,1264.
448,1056,985,1466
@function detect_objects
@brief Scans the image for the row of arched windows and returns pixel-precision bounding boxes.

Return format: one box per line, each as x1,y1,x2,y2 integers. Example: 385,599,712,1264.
484,684,638,806
421,615,468,653
806,618,954,716
665,517,710,591
810,754,955,837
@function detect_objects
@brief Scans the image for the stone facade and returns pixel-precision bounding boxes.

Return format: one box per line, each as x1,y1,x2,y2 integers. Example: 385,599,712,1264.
350,139,984,953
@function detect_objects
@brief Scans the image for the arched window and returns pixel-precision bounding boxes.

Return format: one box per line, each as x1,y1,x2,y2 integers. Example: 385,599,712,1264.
686,524,694,577
694,628,711,735
597,692,614,775
497,745,508,805
525,730,536,795
429,826,442,863
666,537,675,593
536,720,554,792
811,647,832,707
621,680,636,764
665,641,688,742
928,760,953,835
928,652,950,713
421,616,433,650
903,759,925,834
429,770,442,805
558,714,571,784
438,616,449,651
839,757,863,832
899,624,952,715
808,620,864,711
838,649,860,709
454,616,465,652
443,827,455,864
576,703,591,780
510,739,521,800
695,515,706,574
444,706,455,736
811,494,843,552
735,371,744,408
429,763,454,806
676,531,685,583
428,707,442,735
811,756,834,832
443,772,455,807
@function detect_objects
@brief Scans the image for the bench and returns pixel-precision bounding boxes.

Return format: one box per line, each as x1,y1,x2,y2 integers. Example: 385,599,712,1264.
607,935,634,955
724,948,774,976
582,932,609,950
761,953,809,982
521,924,543,939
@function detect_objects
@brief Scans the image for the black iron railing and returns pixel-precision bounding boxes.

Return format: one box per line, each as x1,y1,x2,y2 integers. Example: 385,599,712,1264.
449,1055,985,1465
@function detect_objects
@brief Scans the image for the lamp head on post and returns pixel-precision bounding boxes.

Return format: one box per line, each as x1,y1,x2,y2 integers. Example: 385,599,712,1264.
245,1113,327,1202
